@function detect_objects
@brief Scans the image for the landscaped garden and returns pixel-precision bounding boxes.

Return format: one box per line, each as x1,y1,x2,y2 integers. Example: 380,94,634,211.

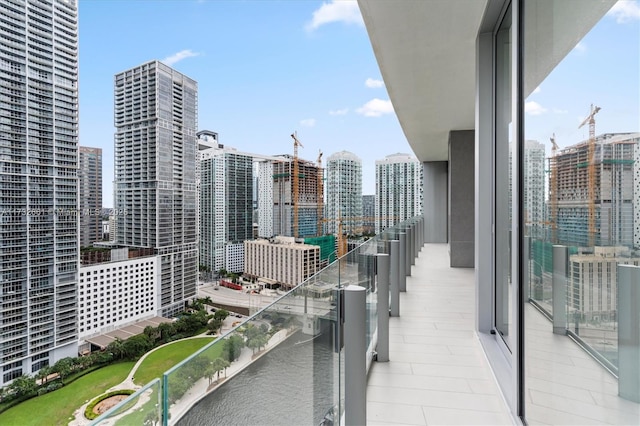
133,337,217,386
0,361,134,426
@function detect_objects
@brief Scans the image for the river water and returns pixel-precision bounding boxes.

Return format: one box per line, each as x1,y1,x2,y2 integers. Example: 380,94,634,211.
177,329,341,426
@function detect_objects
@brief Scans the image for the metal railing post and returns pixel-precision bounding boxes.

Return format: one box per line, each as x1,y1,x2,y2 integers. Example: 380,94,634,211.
410,224,416,266
404,227,412,275
389,240,400,316
376,254,390,362
344,285,367,426
552,245,568,335
618,264,640,403
398,232,407,291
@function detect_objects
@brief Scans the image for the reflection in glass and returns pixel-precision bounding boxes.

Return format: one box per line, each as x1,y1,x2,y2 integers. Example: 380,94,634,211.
523,1,640,423
495,4,513,350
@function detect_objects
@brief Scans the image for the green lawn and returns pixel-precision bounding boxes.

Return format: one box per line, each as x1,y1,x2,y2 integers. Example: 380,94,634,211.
133,337,217,386
0,361,134,426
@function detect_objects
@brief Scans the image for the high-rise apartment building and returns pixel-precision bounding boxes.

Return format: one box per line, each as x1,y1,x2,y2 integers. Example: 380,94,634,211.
362,195,375,234
553,133,637,248
634,136,640,249
78,146,102,247
272,157,323,238
257,160,274,238
199,139,253,274
114,61,198,317
375,153,423,233
0,0,79,385
326,151,363,235
523,140,546,240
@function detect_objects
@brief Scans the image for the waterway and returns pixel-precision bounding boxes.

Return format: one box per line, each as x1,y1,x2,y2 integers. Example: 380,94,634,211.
177,328,341,426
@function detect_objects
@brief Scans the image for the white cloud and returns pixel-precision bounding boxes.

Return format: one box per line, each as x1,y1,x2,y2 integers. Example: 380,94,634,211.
300,118,316,127
329,108,349,116
365,78,384,88
525,101,547,116
356,98,394,117
306,0,364,31
573,41,587,54
532,86,541,94
162,49,200,66
607,1,640,23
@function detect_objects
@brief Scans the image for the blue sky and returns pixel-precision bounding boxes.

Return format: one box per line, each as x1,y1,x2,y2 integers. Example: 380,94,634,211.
78,0,407,206
78,1,639,206
524,1,640,148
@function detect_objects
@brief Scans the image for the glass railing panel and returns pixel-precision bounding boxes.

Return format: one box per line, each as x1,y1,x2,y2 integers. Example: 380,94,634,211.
89,378,161,426
91,215,425,426
170,259,343,426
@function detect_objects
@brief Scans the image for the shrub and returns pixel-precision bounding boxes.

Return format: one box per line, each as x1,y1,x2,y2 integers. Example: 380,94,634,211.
84,389,135,420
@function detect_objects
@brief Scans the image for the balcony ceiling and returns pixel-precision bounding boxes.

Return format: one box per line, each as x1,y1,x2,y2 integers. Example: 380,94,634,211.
358,0,487,162
358,0,616,163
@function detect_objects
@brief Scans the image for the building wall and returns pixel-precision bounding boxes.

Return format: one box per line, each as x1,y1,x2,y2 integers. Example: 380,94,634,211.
224,243,244,273
78,146,102,247
114,61,198,317
273,158,322,238
326,151,363,235
569,248,640,321
524,140,546,240
199,146,253,274
0,0,79,385
78,256,159,339
555,134,636,248
375,153,423,234
362,195,375,234
635,138,640,249
244,238,320,288
257,161,274,238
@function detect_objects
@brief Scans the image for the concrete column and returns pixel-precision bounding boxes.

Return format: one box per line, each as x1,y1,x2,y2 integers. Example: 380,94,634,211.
552,245,568,335
398,232,407,292
376,254,390,362
344,285,366,426
424,161,448,243
389,240,400,316
618,264,640,403
449,130,475,267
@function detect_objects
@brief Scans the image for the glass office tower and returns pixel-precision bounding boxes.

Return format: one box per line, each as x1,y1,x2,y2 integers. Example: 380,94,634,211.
0,0,80,385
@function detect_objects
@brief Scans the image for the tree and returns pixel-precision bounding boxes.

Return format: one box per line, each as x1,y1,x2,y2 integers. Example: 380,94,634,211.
204,364,216,385
207,318,223,334
51,357,74,381
223,334,244,362
9,375,37,398
122,334,153,359
211,357,230,381
106,338,125,360
157,322,175,343
214,309,229,321
35,365,52,386
144,410,160,426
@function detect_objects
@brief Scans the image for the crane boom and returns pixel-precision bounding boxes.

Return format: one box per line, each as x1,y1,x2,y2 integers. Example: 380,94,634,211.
548,134,558,243
291,132,303,238
579,104,600,248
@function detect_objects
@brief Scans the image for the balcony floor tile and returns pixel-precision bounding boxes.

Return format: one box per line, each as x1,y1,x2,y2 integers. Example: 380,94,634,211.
367,243,513,425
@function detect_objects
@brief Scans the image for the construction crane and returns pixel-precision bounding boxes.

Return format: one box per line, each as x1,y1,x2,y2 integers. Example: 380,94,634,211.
578,104,601,248
316,150,324,237
548,133,559,243
291,132,303,238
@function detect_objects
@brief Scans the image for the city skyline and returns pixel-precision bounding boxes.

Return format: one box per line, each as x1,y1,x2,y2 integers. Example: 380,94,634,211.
76,0,638,207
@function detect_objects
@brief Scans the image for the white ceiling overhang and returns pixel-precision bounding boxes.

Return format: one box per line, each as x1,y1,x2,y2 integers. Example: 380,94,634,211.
358,0,616,163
